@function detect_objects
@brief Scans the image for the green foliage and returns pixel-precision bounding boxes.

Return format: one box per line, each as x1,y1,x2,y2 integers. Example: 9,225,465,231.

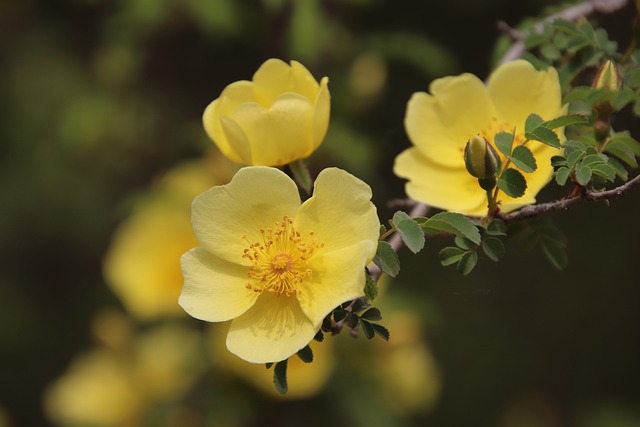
273,360,288,395
438,219,506,275
551,133,638,188
498,168,527,198
328,299,389,342
495,131,515,157
417,212,481,244
510,145,537,173
364,267,378,301
482,237,505,262
373,241,400,277
296,345,314,363
392,211,426,253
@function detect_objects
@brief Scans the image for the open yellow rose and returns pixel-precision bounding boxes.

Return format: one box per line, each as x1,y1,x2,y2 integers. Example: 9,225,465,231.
203,59,330,166
394,60,564,216
179,167,379,363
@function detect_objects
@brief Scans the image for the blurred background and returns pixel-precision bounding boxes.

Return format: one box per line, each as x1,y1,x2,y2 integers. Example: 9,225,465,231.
1,0,640,426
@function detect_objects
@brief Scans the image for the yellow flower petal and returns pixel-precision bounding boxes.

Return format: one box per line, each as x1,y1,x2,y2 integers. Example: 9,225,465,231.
295,167,379,255
220,114,253,163
298,241,373,327
203,81,254,164
253,59,320,107
488,60,562,127
404,73,497,167
394,147,487,215
312,77,331,151
179,247,258,322
228,93,315,166
191,167,300,264
226,292,316,363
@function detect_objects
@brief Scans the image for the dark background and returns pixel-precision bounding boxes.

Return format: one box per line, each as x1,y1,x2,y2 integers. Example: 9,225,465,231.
1,0,639,426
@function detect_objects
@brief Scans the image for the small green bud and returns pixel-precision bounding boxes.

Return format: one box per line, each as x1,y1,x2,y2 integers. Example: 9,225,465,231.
591,60,621,146
464,135,501,190
591,59,621,92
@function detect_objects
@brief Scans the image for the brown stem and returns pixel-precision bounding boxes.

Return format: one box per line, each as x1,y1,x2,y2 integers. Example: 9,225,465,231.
501,173,640,221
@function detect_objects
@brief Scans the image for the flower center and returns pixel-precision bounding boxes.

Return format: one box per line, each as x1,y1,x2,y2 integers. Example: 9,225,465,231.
242,216,324,297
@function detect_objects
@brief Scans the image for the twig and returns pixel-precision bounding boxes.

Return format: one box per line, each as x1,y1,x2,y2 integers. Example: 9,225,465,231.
498,0,629,64
502,173,640,221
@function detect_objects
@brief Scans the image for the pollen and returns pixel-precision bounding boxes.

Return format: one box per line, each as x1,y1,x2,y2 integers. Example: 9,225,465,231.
242,216,324,297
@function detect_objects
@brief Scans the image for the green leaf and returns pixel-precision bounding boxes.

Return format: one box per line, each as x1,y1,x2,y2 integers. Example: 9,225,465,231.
372,323,390,341
590,162,617,181
333,309,347,322
482,237,505,262
555,166,571,186
296,345,313,363
486,219,507,236
288,159,312,194
456,251,478,275
439,247,466,266
364,267,378,301
604,141,638,168
551,155,567,169
607,157,628,180
510,145,537,173
347,312,359,329
497,168,527,198
574,162,592,186
525,126,561,148
540,43,561,61
373,241,400,277
524,113,544,133
566,149,585,168
273,360,288,395
361,307,382,321
392,211,425,254
360,320,375,339
609,132,640,157
552,18,579,35
580,153,607,167
494,131,515,157
454,235,476,250
542,241,568,270
543,114,589,129
352,298,370,313
421,212,481,244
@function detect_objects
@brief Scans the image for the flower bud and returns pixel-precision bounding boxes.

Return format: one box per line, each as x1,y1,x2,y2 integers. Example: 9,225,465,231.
591,59,621,92
464,135,500,190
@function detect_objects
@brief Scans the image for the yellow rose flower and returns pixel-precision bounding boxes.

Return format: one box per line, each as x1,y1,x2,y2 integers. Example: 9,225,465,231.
203,58,330,166
394,60,564,216
103,157,236,319
179,166,379,363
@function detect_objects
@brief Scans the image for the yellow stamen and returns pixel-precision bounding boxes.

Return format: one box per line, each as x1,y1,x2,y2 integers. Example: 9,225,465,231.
242,216,324,297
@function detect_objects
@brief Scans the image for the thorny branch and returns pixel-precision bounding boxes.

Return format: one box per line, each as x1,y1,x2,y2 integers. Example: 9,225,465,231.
502,173,640,221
